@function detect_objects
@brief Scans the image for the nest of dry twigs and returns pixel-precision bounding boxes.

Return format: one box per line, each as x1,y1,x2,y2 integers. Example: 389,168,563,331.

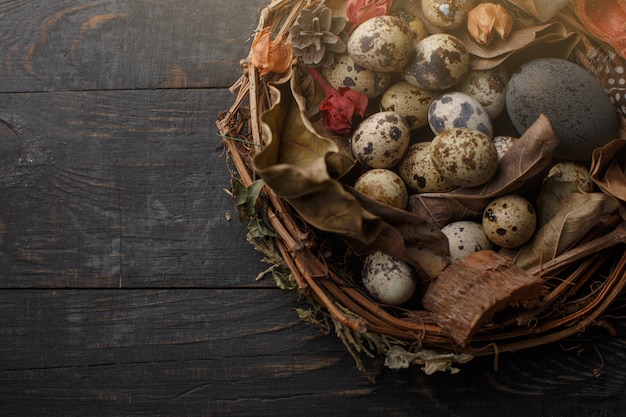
216,0,626,376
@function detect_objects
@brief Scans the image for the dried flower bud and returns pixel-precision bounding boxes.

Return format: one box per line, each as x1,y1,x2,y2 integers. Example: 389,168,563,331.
467,3,513,45
251,27,293,76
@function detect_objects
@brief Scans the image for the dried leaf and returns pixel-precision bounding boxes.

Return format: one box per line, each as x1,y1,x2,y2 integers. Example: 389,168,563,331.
512,192,620,270
346,187,449,279
408,114,559,227
459,22,579,70
232,178,265,219
535,163,594,227
591,139,626,204
292,68,357,177
535,180,581,227
384,345,473,374
506,0,570,22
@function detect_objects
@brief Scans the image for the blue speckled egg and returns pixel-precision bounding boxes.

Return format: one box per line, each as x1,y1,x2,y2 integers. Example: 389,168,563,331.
428,92,493,138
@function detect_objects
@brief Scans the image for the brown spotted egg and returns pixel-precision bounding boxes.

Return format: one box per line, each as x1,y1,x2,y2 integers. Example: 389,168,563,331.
379,82,438,130
430,128,498,187
354,169,408,209
428,92,493,137
394,11,428,45
441,220,493,263
362,251,416,305
351,111,411,169
347,15,413,73
459,66,509,119
421,0,475,32
323,53,391,99
398,142,457,193
404,33,470,91
482,194,537,248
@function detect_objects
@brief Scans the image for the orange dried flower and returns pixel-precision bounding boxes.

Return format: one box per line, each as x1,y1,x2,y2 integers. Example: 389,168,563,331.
250,27,293,76
467,3,513,45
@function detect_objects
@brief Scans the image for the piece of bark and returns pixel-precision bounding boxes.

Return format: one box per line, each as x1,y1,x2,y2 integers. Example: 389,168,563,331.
422,250,544,347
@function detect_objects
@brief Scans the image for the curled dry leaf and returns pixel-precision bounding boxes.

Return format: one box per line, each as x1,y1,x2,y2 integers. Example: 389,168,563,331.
505,0,570,23
346,187,449,279
467,3,514,45
250,27,294,76
591,139,626,209
535,163,595,228
254,81,379,239
408,114,559,228
536,180,582,228
512,192,620,270
460,22,579,70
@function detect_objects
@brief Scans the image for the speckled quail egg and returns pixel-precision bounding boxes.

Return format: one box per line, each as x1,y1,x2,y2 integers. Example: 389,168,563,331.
348,15,414,73
391,0,422,17
404,33,470,91
493,135,519,160
421,0,475,32
536,162,595,227
543,162,595,192
428,91,493,137
459,66,509,119
351,111,411,169
441,220,493,263
482,195,537,248
379,82,438,130
431,128,499,187
398,142,457,193
394,11,429,45
362,251,416,305
354,169,409,209
323,53,392,99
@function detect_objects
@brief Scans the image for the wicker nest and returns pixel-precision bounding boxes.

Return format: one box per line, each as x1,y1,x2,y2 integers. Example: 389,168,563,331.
217,0,626,376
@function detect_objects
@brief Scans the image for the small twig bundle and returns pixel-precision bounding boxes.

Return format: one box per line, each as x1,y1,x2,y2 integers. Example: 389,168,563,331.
217,0,626,375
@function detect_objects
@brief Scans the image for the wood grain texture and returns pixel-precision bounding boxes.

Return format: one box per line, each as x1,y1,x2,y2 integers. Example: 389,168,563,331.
2,1,626,415
0,88,264,288
1,289,626,417
0,0,267,92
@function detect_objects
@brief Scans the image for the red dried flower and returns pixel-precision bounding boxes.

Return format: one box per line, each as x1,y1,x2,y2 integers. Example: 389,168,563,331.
346,0,393,31
308,67,368,136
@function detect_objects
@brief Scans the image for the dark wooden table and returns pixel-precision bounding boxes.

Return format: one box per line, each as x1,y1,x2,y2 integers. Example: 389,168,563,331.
2,1,626,416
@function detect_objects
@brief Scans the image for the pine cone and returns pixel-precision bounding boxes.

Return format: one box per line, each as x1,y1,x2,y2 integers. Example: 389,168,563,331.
289,6,348,67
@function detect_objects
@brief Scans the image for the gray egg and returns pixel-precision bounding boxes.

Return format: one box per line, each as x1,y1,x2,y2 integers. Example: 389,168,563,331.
506,58,618,161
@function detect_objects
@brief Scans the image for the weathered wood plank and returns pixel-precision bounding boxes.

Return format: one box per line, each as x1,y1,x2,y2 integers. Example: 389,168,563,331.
0,88,265,288
1,289,625,417
0,0,266,92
